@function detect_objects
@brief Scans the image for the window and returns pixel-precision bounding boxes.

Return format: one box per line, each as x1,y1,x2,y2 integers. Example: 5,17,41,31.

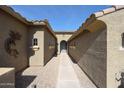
32,38,38,46
122,33,124,48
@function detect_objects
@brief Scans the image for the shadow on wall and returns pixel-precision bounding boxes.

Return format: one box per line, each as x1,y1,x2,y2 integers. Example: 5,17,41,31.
69,30,107,88
43,49,57,66
68,19,107,88
43,51,57,66
0,55,7,67
28,27,36,58
68,54,77,64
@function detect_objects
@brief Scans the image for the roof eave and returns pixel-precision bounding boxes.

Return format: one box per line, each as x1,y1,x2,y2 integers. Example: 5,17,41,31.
0,5,29,25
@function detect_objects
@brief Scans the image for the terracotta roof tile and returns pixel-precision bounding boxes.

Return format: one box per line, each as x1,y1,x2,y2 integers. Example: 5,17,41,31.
94,11,104,18
102,7,115,14
94,5,124,18
113,5,124,10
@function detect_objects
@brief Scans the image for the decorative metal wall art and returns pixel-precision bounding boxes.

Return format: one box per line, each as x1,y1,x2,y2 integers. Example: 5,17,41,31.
4,30,22,58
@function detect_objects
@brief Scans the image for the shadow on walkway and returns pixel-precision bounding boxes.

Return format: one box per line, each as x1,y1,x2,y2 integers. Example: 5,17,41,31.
15,73,36,88
15,50,96,88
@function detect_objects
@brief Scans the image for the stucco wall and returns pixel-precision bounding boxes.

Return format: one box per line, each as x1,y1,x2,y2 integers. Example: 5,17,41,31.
0,9,28,72
44,28,57,65
68,29,107,87
28,26,44,66
56,34,72,54
98,9,124,88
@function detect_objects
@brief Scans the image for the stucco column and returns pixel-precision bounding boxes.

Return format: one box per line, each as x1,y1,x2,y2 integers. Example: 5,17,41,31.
57,42,60,54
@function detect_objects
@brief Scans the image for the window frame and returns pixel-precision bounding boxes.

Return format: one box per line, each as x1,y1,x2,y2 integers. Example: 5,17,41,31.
32,38,38,46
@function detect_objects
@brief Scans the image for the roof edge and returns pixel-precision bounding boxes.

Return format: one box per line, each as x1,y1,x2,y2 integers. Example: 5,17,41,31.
68,5,124,42
93,5,124,18
0,5,29,24
0,5,57,39
55,32,74,34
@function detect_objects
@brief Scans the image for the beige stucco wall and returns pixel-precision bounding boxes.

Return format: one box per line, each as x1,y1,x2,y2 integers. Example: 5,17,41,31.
28,26,57,66
0,9,28,72
0,8,57,69
98,9,124,88
56,34,72,54
44,28,57,65
28,26,44,66
68,29,107,87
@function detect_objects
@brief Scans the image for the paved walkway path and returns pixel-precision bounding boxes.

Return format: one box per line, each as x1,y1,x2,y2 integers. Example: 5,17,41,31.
16,50,96,88
16,56,60,88
56,50,80,88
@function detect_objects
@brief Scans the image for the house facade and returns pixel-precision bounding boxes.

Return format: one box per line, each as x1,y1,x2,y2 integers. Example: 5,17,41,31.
68,6,124,87
0,5,124,88
0,6,57,72
55,32,73,54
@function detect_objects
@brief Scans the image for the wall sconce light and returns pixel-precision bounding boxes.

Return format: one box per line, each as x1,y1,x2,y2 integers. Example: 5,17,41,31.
48,42,55,49
69,45,76,49
69,42,76,49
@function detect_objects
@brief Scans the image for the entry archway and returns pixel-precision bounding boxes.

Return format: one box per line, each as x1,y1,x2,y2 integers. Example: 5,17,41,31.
60,40,67,52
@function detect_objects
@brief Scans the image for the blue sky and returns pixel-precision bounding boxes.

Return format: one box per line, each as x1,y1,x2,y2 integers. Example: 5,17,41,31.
11,5,110,32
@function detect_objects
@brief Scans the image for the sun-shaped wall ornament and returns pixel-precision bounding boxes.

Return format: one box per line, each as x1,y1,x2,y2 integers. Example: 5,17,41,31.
4,30,22,58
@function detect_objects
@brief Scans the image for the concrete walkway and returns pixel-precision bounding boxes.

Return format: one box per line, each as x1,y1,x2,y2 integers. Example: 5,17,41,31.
56,50,80,88
16,56,60,88
16,50,96,88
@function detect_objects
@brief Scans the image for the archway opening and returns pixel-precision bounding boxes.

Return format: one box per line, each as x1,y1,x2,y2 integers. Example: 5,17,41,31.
60,40,67,53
